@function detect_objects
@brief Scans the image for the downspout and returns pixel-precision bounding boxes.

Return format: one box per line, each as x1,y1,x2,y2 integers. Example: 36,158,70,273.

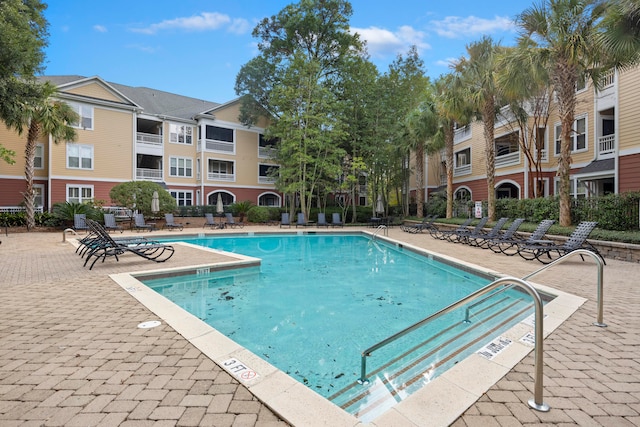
614,68,620,194
48,134,53,211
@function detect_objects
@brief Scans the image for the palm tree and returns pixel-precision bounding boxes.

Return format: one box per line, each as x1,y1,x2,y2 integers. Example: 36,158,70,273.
404,93,440,217
453,36,503,221
516,0,611,226
598,0,640,69
3,82,77,230
434,73,472,218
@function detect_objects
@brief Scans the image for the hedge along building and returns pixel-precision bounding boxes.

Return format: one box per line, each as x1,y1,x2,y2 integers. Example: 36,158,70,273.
0,75,282,212
407,65,640,210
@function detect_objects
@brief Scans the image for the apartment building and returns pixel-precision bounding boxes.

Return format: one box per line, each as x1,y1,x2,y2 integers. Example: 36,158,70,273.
420,66,640,204
0,75,282,212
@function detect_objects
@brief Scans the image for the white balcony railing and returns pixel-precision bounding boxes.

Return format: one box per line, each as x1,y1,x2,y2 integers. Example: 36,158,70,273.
598,134,615,156
0,206,43,213
495,151,520,168
136,168,163,180
600,69,615,88
259,146,277,158
202,139,234,153
454,164,471,177
136,132,163,146
454,126,471,144
258,176,277,184
207,172,235,181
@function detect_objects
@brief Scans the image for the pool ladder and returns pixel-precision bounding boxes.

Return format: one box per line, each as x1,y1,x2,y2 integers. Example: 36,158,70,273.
371,224,388,239
358,248,607,413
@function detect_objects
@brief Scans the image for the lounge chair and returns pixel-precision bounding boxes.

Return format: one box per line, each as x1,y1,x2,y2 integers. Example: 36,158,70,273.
429,217,474,241
447,217,489,244
280,213,291,228
83,219,174,270
225,213,244,228
401,215,438,234
103,213,123,233
296,213,308,228
316,213,329,227
73,214,90,233
517,221,605,264
163,213,184,231
491,219,555,257
480,218,526,250
466,217,509,247
331,212,343,227
134,214,156,232
204,213,220,229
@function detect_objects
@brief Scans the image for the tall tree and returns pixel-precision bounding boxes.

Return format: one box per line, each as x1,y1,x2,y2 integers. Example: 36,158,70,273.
235,0,366,219
516,0,612,226
0,0,49,163
454,36,503,221
2,82,77,230
598,0,640,69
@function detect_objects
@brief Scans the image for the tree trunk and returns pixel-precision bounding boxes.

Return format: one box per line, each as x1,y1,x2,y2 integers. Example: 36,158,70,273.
445,124,454,219
483,101,496,221
24,122,40,231
415,146,424,217
555,62,577,227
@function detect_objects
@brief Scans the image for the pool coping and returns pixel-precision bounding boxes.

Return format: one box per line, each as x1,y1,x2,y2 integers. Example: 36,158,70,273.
107,232,586,427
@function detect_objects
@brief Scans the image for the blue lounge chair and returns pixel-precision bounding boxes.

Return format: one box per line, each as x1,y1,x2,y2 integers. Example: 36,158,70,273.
134,213,156,232
317,213,329,227
280,213,291,228
73,214,90,233
481,218,526,251
331,213,343,227
296,213,308,228
401,215,438,234
518,221,605,264
492,219,555,256
429,217,474,241
103,213,123,233
466,217,509,247
163,213,184,231
225,213,244,228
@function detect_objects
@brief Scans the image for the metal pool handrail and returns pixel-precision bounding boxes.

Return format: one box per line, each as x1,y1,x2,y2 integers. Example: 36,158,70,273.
358,276,550,412
464,249,606,327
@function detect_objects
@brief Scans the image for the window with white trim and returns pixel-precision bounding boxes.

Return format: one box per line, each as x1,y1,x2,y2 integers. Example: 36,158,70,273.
170,190,193,206
34,184,44,207
67,185,93,203
34,144,44,169
66,143,93,169
169,124,193,145
554,177,586,198
169,157,193,177
555,117,587,155
67,102,94,130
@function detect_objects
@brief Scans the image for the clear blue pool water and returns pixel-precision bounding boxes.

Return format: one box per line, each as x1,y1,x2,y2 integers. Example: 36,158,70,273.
144,233,534,420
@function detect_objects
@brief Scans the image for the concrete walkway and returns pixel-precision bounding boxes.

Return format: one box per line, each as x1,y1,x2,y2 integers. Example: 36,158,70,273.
0,226,638,426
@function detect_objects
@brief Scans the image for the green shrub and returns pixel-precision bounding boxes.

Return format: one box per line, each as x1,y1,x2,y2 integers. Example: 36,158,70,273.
247,206,270,223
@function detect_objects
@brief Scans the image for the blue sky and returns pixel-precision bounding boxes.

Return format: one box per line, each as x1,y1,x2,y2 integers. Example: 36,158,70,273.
43,0,536,103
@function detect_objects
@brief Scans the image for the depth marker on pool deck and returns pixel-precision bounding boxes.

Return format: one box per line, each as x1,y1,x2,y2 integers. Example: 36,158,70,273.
222,358,260,382
476,336,513,360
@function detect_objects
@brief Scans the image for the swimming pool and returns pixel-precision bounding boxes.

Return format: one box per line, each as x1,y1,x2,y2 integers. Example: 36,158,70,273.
140,233,540,421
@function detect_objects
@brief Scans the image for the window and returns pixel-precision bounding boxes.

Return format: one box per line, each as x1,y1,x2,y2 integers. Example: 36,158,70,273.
455,148,470,167
575,74,587,92
34,184,44,207
495,131,519,157
34,144,44,169
169,124,193,144
259,134,278,148
67,185,93,203
169,157,193,177
170,190,193,206
209,160,233,174
259,164,279,182
554,178,586,198
554,117,587,155
205,126,234,142
67,143,93,169
67,102,93,130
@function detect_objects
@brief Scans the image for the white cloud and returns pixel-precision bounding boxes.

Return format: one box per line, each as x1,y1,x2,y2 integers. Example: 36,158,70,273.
429,15,515,39
126,44,160,54
131,12,239,35
228,18,251,35
435,57,458,68
351,25,430,59
93,25,107,33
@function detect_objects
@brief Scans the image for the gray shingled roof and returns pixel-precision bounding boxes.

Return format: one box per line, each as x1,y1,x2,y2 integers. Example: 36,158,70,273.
39,75,220,121
577,158,614,175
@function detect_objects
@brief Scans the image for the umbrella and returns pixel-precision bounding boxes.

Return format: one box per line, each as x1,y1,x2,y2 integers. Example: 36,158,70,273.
151,191,160,214
375,194,384,216
216,193,224,215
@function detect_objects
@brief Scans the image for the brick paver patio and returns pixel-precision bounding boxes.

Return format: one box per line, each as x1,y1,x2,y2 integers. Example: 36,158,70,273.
0,227,638,426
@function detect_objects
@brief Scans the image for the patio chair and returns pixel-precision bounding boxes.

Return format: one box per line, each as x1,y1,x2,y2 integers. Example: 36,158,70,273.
204,213,219,229
295,213,308,228
446,217,489,244
280,213,291,228
480,218,526,251
73,214,90,233
316,213,329,227
163,213,184,231
401,215,438,234
466,217,509,247
491,219,555,257
429,217,474,241
517,221,605,264
103,213,123,233
331,212,343,227
225,213,244,229
134,214,156,232
83,219,174,270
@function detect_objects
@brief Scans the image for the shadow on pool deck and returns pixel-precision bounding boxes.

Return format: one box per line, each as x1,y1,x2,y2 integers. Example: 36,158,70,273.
0,227,638,426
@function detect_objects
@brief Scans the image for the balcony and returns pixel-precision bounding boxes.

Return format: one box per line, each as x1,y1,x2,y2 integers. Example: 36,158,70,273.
258,176,277,184
598,134,615,157
454,126,471,144
137,132,162,145
207,172,235,181
495,151,520,168
454,164,471,177
259,146,277,159
200,139,234,153
136,168,163,181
